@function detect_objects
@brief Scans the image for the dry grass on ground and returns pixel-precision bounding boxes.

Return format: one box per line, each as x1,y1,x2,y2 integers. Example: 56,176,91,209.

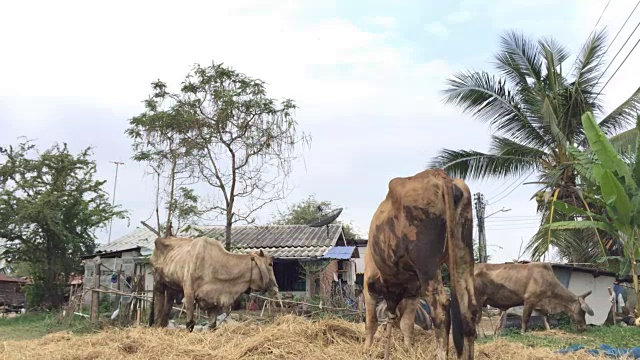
0,315,604,360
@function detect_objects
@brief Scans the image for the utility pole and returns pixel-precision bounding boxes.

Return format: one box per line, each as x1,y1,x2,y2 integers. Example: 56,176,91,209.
107,161,124,244
475,192,512,263
474,193,487,263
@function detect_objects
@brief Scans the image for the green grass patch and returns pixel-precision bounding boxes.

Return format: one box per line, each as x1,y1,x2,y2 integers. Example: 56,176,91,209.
0,311,100,341
479,325,640,350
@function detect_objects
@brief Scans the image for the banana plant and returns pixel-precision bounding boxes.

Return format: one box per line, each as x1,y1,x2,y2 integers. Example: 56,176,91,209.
543,111,640,316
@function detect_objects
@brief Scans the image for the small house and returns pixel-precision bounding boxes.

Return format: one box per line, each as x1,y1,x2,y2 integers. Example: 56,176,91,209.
80,223,359,305
0,274,28,306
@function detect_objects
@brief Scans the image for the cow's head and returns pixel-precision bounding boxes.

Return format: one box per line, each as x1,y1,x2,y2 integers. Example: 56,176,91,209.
251,249,279,298
571,290,594,331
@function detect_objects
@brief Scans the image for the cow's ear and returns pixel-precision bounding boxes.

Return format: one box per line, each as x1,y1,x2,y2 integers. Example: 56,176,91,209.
579,290,592,299
259,249,265,257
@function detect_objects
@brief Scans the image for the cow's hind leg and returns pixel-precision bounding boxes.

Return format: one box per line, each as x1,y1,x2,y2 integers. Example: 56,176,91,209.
521,303,533,335
399,297,418,349
423,271,450,360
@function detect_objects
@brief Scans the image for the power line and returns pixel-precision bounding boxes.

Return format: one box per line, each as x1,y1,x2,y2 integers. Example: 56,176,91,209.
588,0,613,39
487,170,531,202
598,32,640,96
488,171,534,205
592,0,640,88
485,215,539,219
605,0,640,58
486,226,540,231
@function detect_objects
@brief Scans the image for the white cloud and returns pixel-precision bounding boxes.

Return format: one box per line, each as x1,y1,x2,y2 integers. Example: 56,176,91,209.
446,10,472,24
365,16,397,29
424,21,450,39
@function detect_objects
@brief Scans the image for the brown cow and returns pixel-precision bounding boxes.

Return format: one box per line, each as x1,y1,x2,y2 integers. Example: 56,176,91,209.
148,236,279,331
473,262,594,334
363,169,478,360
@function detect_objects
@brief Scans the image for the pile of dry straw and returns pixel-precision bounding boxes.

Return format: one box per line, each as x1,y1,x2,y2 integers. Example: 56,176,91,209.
0,315,603,359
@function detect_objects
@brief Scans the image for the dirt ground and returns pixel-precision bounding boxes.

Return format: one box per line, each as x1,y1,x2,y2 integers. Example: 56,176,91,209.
0,314,608,360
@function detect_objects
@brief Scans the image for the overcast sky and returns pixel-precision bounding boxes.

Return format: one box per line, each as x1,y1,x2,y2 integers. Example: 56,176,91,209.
2,0,639,263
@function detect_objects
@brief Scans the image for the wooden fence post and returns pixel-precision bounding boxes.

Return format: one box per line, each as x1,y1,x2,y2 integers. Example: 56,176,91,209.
90,256,101,323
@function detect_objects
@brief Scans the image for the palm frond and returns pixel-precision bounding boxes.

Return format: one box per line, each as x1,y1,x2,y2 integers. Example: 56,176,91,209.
427,148,538,181
572,28,609,96
441,70,549,148
493,30,544,88
598,85,640,136
609,127,638,156
540,97,569,146
538,36,571,71
489,136,547,158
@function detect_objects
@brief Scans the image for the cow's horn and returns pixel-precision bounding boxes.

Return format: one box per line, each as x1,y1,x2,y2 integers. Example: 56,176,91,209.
579,290,592,299
581,301,595,316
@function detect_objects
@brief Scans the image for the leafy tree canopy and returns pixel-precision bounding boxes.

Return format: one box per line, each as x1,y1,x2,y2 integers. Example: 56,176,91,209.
271,195,361,240
0,139,128,307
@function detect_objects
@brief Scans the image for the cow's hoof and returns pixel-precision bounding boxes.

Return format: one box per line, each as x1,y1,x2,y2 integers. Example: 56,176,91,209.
186,321,195,332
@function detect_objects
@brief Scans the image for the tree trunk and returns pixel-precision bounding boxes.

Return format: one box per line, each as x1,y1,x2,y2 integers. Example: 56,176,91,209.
164,157,178,238
225,214,233,251
632,261,640,317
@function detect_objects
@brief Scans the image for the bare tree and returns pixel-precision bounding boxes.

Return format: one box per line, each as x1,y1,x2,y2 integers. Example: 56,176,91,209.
140,61,311,249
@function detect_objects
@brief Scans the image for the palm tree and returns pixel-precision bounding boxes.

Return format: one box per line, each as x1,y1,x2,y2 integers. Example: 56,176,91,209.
428,29,640,262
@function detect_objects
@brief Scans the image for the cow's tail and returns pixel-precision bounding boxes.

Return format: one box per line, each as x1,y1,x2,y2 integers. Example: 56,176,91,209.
148,286,155,327
442,176,465,357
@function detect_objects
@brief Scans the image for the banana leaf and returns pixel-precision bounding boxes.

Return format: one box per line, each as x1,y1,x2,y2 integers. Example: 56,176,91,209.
582,112,636,189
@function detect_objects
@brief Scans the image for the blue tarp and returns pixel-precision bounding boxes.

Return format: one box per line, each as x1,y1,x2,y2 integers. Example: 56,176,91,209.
556,344,640,358
322,246,356,260
419,300,431,315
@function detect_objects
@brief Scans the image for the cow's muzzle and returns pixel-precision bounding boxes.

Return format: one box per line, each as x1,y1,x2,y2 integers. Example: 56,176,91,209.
267,286,279,298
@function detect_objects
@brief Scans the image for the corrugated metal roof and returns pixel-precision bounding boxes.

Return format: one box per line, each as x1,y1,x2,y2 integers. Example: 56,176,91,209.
233,246,331,259
92,224,344,260
95,226,158,254
323,246,357,260
198,224,342,248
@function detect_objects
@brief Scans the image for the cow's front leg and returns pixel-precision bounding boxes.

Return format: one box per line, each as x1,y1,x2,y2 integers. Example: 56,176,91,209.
153,284,166,327
383,300,399,360
159,290,177,327
207,306,221,331
521,304,533,335
537,309,551,331
423,273,450,360
363,282,379,356
399,297,418,348
183,287,196,332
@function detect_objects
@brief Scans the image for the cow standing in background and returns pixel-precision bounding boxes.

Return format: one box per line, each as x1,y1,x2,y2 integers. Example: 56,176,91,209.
375,297,433,332
473,262,594,334
149,236,279,331
363,169,478,360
